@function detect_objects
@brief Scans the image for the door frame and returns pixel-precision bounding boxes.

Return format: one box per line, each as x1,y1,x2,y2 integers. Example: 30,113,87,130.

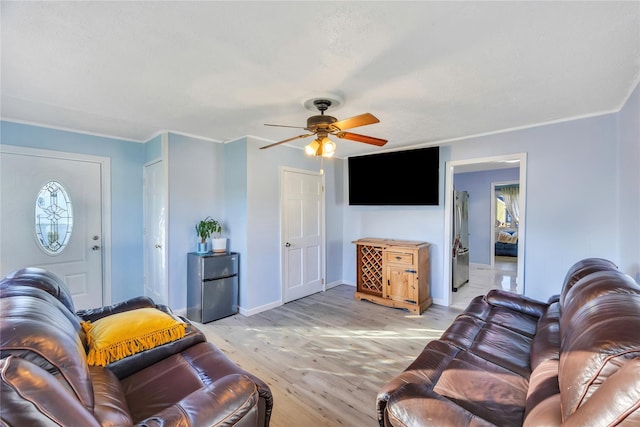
279,166,326,303
443,153,527,307
0,144,112,304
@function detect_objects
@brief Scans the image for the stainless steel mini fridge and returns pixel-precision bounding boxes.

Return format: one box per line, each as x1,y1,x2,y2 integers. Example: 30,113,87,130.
187,252,239,323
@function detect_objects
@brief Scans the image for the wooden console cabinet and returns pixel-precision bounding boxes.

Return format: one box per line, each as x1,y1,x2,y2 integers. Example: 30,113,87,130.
353,238,432,314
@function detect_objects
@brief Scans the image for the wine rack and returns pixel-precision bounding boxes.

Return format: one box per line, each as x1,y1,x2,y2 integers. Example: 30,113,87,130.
353,238,432,314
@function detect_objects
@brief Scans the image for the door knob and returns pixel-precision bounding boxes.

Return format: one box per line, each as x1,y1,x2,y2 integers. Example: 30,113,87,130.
155,244,162,249
92,245,100,251
285,242,291,247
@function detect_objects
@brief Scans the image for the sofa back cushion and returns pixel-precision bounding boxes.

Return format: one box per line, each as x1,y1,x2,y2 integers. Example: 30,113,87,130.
0,292,95,409
559,271,640,422
0,356,100,426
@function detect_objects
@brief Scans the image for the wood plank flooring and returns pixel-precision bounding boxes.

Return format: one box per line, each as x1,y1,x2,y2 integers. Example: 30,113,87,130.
196,284,462,427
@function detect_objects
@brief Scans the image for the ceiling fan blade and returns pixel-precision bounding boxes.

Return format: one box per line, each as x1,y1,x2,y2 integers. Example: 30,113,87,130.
264,123,307,129
259,133,314,149
338,132,388,147
332,113,379,131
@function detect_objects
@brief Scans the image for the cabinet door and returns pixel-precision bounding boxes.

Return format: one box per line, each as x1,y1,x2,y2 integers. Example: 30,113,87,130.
384,264,418,303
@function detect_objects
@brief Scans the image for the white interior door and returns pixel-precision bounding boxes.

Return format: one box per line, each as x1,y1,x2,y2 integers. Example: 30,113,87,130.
143,160,168,305
0,147,105,310
282,169,325,303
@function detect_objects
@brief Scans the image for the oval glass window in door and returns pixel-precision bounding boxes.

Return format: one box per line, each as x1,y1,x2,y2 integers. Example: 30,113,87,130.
35,181,73,255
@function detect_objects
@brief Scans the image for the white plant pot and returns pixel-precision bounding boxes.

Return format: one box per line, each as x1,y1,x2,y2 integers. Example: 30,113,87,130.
212,237,227,253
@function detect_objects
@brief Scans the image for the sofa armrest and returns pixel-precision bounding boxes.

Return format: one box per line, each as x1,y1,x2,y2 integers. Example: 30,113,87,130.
485,289,548,318
76,296,157,322
547,294,560,304
134,374,260,427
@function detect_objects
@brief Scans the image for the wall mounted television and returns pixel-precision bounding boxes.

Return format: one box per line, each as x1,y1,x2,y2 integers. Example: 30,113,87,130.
348,146,440,206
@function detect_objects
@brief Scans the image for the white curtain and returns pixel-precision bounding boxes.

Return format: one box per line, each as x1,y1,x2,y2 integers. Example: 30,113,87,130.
501,185,520,226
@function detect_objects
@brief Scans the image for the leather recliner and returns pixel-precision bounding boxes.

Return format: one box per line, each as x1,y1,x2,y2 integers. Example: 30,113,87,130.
377,258,640,426
0,267,273,426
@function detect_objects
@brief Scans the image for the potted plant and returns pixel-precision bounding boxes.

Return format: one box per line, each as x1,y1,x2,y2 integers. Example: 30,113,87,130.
195,217,226,253
195,217,215,253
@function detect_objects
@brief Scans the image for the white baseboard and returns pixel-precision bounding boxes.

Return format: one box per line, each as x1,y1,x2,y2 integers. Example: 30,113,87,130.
239,300,282,317
326,279,350,290
432,297,446,306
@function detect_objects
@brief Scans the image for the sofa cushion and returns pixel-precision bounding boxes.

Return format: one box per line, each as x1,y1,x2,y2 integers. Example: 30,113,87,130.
468,323,533,377
135,374,260,427
0,294,95,409
82,307,187,366
460,292,542,338
0,356,100,427
386,383,496,427
523,359,560,425
432,350,529,426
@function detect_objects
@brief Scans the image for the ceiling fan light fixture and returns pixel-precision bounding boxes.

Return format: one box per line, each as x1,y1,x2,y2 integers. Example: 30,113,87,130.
305,139,320,156
321,137,336,156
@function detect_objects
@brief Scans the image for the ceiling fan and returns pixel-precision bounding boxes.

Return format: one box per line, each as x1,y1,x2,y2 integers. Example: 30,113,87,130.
260,98,387,157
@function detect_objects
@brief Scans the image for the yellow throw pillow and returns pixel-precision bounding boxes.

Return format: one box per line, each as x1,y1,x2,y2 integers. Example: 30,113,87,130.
82,307,186,367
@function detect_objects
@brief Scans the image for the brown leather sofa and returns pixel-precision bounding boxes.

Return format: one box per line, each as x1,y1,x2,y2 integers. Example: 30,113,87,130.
0,267,273,426
377,258,640,426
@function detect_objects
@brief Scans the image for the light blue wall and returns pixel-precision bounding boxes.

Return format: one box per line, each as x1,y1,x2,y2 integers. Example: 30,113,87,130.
0,121,145,303
454,168,520,264
227,136,343,313
224,139,249,308
167,132,222,311
617,83,640,282
2,81,637,312
344,111,630,303
144,134,162,163
341,165,446,301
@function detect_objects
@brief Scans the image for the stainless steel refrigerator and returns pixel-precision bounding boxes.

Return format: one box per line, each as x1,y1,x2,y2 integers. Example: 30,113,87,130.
187,252,239,323
452,190,470,291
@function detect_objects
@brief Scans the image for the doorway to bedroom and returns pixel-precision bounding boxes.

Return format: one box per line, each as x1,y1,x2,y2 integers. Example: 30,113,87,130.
444,154,526,309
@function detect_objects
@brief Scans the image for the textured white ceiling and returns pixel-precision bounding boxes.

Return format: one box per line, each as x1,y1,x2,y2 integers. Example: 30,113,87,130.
1,1,639,158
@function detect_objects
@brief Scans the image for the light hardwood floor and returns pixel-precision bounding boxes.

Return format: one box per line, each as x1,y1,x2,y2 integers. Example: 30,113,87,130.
196,285,462,427
451,257,518,310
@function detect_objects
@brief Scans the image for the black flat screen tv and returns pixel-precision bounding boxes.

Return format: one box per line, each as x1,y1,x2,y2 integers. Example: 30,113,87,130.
348,146,439,206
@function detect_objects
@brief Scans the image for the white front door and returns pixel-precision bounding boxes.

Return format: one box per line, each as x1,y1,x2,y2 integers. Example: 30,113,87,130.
0,147,106,310
143,159,168,305
282,168,325,303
